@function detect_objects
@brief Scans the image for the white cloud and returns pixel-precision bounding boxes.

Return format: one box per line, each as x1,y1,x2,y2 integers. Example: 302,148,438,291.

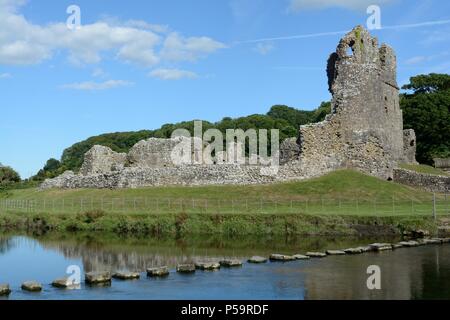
254,42,274,55
161,32,226,62
149,68,198,80
288,0,394,12
404,51,450,65
0,72,11,78
0,1,225,67
92,67,107,78
61,80,133,91
405,56,426,65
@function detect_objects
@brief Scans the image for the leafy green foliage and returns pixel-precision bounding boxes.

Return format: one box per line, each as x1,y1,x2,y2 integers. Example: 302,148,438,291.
401,73,450,164
0,165,21,188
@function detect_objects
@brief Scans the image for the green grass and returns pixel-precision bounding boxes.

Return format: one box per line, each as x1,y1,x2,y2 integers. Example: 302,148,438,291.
1,170,447,217
399,163,450,177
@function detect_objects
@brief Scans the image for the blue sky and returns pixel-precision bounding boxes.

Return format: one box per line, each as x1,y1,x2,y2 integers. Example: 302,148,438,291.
1,0,450,178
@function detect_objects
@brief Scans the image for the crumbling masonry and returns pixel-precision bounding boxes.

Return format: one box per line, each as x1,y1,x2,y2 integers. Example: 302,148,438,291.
41,26,417,189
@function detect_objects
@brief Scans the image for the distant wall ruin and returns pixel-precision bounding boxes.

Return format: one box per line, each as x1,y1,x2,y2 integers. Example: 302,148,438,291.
41,26,418,190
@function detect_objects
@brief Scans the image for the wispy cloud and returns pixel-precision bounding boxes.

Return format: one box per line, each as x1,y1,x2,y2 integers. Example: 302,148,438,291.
237,19,450,44
91,68,108,78
61,80,134,91
403,51,450,65
0,72,11,78
288,0,394,12
404,56,426,65
149,68,198,80
254,42,274,55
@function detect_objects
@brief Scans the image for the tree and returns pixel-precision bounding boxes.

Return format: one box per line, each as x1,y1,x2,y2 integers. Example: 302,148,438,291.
401,73,450,164
0,166,21,187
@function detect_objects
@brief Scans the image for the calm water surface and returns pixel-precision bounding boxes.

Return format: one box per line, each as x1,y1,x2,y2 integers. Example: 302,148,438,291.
0,234,449,300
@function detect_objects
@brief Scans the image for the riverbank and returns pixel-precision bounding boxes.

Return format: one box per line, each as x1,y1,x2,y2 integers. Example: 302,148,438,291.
0,210,442,237
1,170,447,237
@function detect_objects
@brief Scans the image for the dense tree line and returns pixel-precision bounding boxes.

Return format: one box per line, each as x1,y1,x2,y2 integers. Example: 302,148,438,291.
0,164,21,189
400,73,450,164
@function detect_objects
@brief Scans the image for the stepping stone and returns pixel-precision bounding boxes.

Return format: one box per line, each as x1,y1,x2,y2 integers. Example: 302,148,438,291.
248,256,268,263
195,262,221,270
219,259,243,267
269,254,296,261
147,267,169,277
306,252,327,258
85,271,112,285
392,244,403,249
176,264,196,273
398,241,419,247
21,281,42,292
292,254,310,260
369,243,393,251
0,284,11,296
112,271,140,280
442,238,450,243
344,247,363,254
423,239,442,245
51,277,79,289
326,250,346,255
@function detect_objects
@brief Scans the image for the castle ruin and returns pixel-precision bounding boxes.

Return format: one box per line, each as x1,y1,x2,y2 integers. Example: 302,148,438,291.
41,26,417,190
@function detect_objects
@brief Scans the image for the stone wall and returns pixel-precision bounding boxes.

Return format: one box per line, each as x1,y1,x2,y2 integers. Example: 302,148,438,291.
393,168,450,193
80,145,127,176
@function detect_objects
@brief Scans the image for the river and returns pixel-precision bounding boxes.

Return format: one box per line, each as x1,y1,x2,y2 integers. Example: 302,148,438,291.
0,234,449,300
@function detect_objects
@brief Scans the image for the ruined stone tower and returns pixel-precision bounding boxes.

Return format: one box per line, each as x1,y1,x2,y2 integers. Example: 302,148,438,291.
298,26,405,179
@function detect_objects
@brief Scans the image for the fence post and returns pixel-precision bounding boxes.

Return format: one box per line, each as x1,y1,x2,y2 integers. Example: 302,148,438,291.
446,193,449,215
392,196,395,215
433,193,437,220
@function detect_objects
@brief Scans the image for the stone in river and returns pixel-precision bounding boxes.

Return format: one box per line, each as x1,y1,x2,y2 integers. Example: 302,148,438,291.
85,271,112,285
112,271,141,280
344,247,363,254
21,281,42,292
176,264,196,273
369,243,393,251
326,250,346,255
195,262,221,270
0,284,11,296
293,254,310,260
219,259,243,267
147,266,170,277
398,241,419,247
248,256,268,263
306,252,327,258
269,254,296,261
52,277,79,289
423,239,443,245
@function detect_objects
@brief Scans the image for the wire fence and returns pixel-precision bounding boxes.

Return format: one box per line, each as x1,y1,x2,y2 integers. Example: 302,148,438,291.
0,194,449,217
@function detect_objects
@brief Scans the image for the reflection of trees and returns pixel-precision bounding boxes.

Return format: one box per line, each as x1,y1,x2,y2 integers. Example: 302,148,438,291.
36,234,395,273
0,237,14,254
414,246,450,300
